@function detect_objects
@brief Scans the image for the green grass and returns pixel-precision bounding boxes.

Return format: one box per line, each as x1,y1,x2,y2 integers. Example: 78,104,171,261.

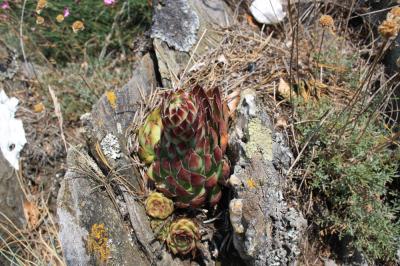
312,45,361,90
1,0,151,62
40,59,133,121
0,0,151,120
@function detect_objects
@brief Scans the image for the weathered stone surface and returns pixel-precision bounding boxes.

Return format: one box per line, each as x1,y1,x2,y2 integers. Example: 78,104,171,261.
152,0,234,86
151,0,200,52
58,53,192,265
228,89,306,265
58,146,150,266
0,152,25,265
153,38,191,86
58,53,160,265
0,145,25,228
90,53,157,140
85,53,157,190
0,40,18,81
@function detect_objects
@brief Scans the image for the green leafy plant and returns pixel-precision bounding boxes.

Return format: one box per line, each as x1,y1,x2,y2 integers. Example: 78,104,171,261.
295,97,400,261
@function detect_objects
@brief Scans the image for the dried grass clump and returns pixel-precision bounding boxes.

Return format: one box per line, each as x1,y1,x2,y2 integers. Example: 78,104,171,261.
0,195,65,265
179,26,358,108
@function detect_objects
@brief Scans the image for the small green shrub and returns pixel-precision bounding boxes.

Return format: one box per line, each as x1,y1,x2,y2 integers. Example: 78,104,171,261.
295,97,400,261
312,46,361,90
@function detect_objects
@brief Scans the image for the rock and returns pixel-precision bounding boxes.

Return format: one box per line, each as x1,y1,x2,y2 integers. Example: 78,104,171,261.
58,147,149,265
228,89,306,265
0,154,25,226
57,54,158,265
151,0,200,52
85,53,158,190
0,40,18,81
324,259,338,266
58,53,190,265
152,0,234,86
0,152,25,265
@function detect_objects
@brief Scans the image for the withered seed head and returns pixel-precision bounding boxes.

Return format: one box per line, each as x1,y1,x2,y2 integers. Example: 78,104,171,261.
378,19,399,39
319,15,334,28
389,6,400,17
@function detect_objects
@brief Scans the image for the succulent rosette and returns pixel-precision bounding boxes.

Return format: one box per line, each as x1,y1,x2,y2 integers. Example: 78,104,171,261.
138,109,162,164
145,192,174,219
166,218,200,255
146,86,230,208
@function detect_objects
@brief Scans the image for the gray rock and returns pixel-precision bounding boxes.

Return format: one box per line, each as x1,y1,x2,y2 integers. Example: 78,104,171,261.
0,152,25,265
86,53,158,190
58,146,150,266
152,0,234,87
0,152,25,227
151,0,200,52
228,89,307,265
58,53,190,265
0,40,18,81
324,259,338,266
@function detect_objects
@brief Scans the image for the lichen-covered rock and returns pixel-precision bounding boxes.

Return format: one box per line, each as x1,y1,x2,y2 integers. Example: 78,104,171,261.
0,40,18,81
152,0,234,86
59,53,189,266
151,0,200,52
84,53,157,190
57,147,149,266
228,89,306,265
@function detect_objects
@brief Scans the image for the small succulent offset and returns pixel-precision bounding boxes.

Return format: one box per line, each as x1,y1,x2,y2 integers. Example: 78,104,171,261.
145,192,174,219
138,109,162,164
141,86,230,208
166,218,200,256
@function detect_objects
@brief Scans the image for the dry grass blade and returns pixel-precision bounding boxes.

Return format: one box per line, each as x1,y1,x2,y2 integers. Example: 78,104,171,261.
48,86,67,151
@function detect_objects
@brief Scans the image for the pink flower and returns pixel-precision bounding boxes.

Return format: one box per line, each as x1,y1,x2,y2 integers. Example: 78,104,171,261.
63,7,70,17
1,0,10,10
104,0,116,6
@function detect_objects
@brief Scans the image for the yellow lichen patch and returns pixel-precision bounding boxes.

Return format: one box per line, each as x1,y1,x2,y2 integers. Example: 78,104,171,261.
245,118,273,161
87,223,110,263
246,178,257,189
106,91,117,109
